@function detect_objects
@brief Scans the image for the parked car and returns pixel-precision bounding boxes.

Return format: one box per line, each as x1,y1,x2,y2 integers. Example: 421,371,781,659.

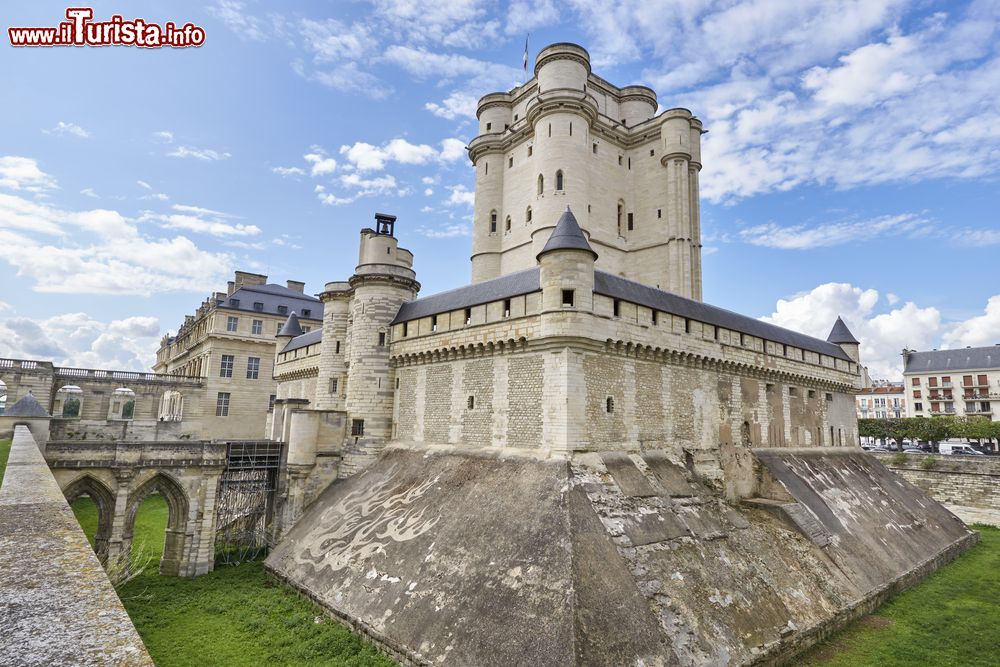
939,441,985,456
866,447,891,453
902,448,926,454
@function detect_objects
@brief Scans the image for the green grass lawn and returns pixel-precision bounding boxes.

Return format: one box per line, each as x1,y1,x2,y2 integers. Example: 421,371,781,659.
70,494,394,667
60,461,999,667
796,525,1000,666
0,438,11,483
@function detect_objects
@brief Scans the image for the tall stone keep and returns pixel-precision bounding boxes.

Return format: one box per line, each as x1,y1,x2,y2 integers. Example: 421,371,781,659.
341,214,420,475
468,42,704,299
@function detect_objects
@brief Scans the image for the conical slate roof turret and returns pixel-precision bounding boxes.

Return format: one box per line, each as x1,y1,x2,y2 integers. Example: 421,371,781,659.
277,311,304,337
827,316,859,345
5,391,50,417
537,207,598,261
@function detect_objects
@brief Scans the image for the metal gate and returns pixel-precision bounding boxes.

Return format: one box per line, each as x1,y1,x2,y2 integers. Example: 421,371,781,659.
214,440,283,565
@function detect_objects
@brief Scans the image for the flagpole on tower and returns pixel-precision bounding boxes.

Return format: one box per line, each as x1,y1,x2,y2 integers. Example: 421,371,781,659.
523,34,529,83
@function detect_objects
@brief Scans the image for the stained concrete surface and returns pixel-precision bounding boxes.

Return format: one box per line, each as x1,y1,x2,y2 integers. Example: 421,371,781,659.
267,445,976,666
0,426,153,666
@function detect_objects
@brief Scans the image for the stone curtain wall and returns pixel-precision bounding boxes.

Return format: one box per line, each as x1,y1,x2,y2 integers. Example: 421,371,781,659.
506,357,542,448
875,452,1000,525
0,426,153,666
392,344,855,479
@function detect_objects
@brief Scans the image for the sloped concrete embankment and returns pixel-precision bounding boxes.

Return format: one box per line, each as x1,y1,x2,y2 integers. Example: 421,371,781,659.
0,425,153,667
266,445,976,666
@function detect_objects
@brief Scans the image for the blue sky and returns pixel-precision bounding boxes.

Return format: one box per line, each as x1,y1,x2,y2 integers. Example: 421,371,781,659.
1,0,998,379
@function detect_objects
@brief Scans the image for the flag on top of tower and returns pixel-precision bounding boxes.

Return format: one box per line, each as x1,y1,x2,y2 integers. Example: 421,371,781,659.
523,35,529,77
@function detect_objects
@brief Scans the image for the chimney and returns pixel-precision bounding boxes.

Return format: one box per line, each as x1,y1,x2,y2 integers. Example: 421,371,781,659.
227,281,236,295
286,280,305,293
234,271,267,289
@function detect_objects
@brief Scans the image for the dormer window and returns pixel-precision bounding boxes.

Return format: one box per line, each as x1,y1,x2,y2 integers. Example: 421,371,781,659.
253,302,264,311
302,309,311,318
229,298,240,307
277,305,288,315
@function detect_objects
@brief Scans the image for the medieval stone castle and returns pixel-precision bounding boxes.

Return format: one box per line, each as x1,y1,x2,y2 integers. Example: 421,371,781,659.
0,42,978,667
267,42,859,515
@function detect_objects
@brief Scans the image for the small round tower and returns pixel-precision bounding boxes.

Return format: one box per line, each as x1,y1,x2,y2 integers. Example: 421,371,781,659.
341,214,420,477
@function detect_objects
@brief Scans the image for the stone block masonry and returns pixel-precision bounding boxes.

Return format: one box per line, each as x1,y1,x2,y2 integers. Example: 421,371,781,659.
874,452,1000,526
0,426,153,666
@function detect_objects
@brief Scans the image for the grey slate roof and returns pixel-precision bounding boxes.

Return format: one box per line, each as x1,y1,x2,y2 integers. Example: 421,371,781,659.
391,268,541,324
592,271,852,361
277,312,304,338
281,328,322,353
219,283,323,321
904,346,1000,374
537,208,598,260
826,316,859,344
4,392,50,417
390,266,850,361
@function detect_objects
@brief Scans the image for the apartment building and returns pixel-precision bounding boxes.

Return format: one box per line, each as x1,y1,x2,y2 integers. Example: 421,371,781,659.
856,382,906,419
154,271,323,439
902,346,1000,419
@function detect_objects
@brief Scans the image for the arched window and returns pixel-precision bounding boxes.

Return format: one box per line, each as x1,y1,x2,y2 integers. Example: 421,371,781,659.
489,210,497,234
537,174,544,195
505,216,511,233
0,379,6,416
555,170,564,191
108,387,135,420
55,385,83,418
159,390,184,422
526,206,532,224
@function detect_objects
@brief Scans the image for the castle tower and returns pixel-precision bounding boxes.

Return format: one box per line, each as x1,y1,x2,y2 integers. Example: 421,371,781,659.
340,213,420,476
468,42,704,299
827,316,860,364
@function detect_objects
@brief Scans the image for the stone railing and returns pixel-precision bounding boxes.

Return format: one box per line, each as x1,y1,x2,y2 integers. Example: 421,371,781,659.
0,426,153,665
0,358,50,371
55,366,201,385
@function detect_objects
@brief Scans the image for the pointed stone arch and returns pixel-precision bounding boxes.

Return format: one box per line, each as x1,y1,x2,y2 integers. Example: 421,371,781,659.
62,474,116,561
125,472,190,576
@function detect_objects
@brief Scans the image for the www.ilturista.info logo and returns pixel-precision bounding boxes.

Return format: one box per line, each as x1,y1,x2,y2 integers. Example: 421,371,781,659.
8,8,205,48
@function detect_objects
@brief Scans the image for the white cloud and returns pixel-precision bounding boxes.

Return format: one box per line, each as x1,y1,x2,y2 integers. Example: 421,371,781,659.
136,180,152,190
304,151,337,176
738,213,928,250
338,137,467,171
942,296,1000,349
424,188,434,196
168,146,232,161
440,138,467,162
506,0,558,35
79,188,98,199
43,121,90,138
415,222,471,238
152,130,174,143
762,282,942,381
208,0,268,41
425,92,479,120
0,156,57,193
369,0,500,48
446,184,475,207
139,204,261,237
0,312,162,370
272,166,306,177
679,4,1000,202
0,192,232,295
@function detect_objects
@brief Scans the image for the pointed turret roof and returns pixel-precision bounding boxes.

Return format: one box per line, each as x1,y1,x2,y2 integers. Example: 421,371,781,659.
536,207,598,261
827,316,860,345
277,312,304,337
5,392,50,418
